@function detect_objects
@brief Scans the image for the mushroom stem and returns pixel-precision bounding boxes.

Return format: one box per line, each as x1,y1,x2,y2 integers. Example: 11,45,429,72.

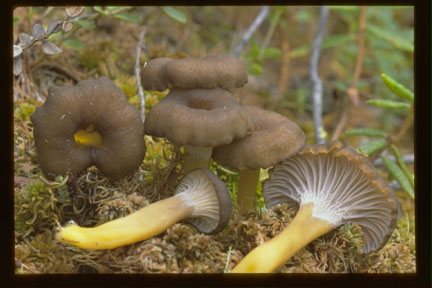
237,169,260,211
183,146,212,172
56,195,194,250
231,203,334,273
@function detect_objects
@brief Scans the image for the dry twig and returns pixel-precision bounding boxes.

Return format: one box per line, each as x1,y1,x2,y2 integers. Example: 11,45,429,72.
309,6,329,144
332,6,367,141
134,27,147,123
231,6,270,57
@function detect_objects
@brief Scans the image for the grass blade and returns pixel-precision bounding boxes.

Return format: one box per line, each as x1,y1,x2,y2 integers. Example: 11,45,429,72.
367,99,411,110
381,156,414,199
344,128,388,137
390,144,414,187
381,74,414,103
357,138,388,156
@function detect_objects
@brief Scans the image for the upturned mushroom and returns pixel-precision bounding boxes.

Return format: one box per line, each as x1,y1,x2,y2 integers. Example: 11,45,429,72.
212,106,305,211
231,141,399,273
30,77,145,179
56,168,232,249
144,88,254,172
141,54,248,91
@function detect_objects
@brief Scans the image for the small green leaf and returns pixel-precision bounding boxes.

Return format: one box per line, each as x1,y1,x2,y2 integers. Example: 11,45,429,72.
367,99,411,110
106,6,122,11
381,73,414,103
161,7,187,23
381,156,414,199
62,38,84,51
77,20,96,29
294,10,312,23
93,6,107,15
366,24,414,52
357,138,388,156
344,128,387,138
328,6,359,11
390,144,414,187
262,47,282,60
248,63,263,76
13,16,20,26
114,13,142,24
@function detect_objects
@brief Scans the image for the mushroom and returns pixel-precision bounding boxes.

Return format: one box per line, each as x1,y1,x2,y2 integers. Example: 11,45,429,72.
141,54,248,91
212,106,305,211
144,88,254,172
140,57,173,91
56,168,232,249
231,141,399,273
30,77,146,179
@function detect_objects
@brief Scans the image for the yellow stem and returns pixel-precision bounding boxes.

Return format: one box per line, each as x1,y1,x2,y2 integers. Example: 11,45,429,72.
183,146,212,172
237,169,260,212
56,195,193,249
231,203,334,273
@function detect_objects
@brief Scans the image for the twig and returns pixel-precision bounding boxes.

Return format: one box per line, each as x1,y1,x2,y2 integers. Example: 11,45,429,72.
309,6,329,144
373,153,414,167
392,106,414,143
231,6,270,57
224,245,233,273
134,27,147,123
258,7,282,60
332,7,367,141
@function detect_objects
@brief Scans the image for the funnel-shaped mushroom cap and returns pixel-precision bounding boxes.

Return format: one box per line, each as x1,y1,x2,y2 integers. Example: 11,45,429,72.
30,77,146,179
140,54,248,91
175,168,232,234
212,106,306,170
263,141,399,253
141,57,174,91
144,88,254,147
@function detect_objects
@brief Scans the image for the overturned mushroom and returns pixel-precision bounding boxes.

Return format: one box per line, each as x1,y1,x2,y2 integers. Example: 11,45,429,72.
141,54,248,91
232,141,399,273
56,168,232,249
144,88,254,172
30,77,145,179
212,106,305,211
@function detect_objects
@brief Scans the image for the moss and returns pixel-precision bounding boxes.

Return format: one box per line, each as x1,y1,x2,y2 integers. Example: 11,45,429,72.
14,102,36,122
77,44,108,72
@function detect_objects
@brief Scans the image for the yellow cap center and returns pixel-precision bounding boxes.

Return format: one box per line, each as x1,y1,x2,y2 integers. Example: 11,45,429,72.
74,124,102,147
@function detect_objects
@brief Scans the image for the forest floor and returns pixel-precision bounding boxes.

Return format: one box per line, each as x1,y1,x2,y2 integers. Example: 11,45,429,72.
13,6,415,274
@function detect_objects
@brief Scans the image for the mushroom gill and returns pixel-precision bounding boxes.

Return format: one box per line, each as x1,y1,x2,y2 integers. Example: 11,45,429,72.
231,141,399,273
56,168,232,250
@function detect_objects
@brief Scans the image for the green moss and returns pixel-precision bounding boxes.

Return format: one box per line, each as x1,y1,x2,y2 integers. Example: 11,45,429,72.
14,103,36,122
77,45,107,72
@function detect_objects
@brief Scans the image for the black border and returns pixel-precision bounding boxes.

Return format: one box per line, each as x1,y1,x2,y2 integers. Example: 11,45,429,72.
3,1,430,287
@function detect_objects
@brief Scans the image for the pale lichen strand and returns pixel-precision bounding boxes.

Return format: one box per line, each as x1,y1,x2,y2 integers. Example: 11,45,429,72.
174,170,220,233
264,151,394,253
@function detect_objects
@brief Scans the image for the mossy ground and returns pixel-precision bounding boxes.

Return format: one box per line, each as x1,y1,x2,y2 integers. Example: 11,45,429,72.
14,6,415,274
14,125,415,273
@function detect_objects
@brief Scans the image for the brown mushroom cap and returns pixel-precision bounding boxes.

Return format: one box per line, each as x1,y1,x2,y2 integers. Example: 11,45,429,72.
144,88,254,147
140,57,174,91
140,54,248,91
263,141,399,253
30,77,146,179
175,168,232,234
212,106,306,170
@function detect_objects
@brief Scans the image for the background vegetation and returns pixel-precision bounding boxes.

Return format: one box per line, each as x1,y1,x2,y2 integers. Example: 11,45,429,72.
13,6,414,273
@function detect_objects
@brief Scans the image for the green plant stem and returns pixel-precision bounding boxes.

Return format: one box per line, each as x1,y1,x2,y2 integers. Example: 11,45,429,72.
258,8,283,60
392,106,414,143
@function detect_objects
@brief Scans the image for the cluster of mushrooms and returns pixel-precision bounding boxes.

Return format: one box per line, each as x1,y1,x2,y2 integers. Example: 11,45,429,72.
30,54,399,273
